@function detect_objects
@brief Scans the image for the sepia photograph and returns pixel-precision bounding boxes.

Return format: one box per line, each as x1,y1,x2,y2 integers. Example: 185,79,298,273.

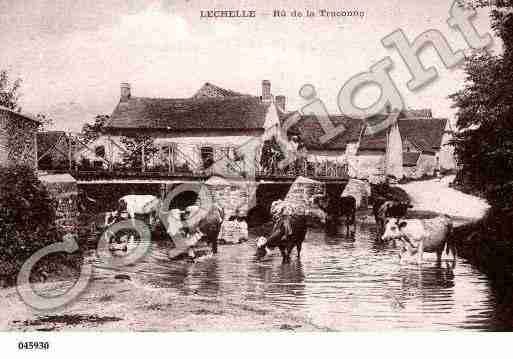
0,0,513,354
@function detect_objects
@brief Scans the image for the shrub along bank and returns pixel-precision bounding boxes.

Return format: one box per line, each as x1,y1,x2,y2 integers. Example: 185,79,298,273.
0,165,82,287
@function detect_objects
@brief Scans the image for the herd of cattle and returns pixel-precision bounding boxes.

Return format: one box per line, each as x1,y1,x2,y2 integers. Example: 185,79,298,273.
103,185,456,265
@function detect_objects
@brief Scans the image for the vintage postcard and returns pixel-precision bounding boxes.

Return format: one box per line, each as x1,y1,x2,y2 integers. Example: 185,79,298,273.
1,0,512,352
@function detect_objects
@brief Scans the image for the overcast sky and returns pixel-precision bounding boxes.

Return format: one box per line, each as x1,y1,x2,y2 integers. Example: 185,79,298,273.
0,0,500,131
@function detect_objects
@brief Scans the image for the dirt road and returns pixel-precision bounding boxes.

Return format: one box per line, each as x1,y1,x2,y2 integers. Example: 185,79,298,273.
397,175,489,225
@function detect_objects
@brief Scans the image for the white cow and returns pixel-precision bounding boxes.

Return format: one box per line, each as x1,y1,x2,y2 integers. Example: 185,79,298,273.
381,216,455,264
118,195,161,225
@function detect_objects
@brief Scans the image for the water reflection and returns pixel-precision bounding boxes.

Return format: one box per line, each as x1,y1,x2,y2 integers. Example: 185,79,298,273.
89,221,510,330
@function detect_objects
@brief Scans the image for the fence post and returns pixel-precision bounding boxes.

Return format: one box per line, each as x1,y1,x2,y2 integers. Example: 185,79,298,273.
67,134,72,172
141,142,146,173
108,136,113,171
34,132,38,171
167,145,171,174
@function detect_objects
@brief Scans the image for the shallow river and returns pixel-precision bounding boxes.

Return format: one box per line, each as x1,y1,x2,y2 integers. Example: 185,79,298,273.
93,220,513,331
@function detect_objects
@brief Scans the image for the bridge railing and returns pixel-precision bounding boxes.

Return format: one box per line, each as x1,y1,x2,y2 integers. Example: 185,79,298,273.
37,132,349,180
256,159,348,179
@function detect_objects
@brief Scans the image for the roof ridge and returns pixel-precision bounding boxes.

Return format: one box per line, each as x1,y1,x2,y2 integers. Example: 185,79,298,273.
127,94,257,102
193,82,250,98
0,105,41,123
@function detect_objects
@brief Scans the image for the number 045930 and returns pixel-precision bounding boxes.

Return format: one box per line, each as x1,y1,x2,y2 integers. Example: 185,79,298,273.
18,341,50,350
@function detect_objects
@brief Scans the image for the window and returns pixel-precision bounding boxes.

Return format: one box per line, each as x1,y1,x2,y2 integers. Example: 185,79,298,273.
95,145,105,158
200,146,214,169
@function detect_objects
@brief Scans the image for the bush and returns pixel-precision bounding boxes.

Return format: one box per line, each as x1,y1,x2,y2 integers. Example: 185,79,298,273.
0,165,81,287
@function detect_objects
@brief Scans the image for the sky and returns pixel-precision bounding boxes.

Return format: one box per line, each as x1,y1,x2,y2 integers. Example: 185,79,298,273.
0,0,501,132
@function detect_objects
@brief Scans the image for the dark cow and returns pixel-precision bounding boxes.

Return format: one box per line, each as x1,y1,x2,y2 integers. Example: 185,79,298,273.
192,204,224,254
372,197,412,240
167,204,224,255
339,196,357,237
313,194,356,237
255,215,307,263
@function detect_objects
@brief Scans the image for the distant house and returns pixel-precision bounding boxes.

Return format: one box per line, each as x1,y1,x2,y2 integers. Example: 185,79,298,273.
0,106,40,169
74,81,286,178
287,107,456,182
356,112,403,182
286,115,363,177
398,116,455,178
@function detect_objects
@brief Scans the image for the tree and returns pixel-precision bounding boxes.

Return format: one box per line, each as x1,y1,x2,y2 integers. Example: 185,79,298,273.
81,114,109,143
450,1,513,209
119,136,159,170
0,70,22,111
36,113,55,132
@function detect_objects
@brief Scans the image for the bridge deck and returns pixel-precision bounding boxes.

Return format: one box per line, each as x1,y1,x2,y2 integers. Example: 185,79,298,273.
47,170,349,184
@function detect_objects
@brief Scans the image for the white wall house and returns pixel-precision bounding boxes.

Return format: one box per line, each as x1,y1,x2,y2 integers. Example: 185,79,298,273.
288,109,456,182
74,81,288,178
398,117,454,178
285,114,364,177
355,112,403,182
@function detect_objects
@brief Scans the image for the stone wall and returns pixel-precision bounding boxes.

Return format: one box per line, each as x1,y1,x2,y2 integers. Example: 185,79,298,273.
39,174,79,237
206,181,254,219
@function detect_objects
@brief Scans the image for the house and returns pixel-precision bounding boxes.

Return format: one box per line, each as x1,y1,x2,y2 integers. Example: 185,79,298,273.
285,106,456,182
73,134,123,170
286,114,364,177
398,116,455,178
0,105,40,169
74,81,287,178
356,112,403,182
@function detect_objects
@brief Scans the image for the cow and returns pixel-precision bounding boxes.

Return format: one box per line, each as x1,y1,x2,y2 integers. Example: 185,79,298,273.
118,195,161,225
311,194,356,237
256,201,326,262
339,196,357,237
167,204,224,257
381,215,456,264
255,215,307,263
372,197,413,240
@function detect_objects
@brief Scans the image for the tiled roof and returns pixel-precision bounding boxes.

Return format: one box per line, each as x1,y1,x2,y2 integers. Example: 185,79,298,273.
398,118,447,152
357,114,447,154
105,96,270,132
192,82,247,98
403,109,432,118
357,114,391,152
403,152,421,167
0,105,40,124
286,115,364,150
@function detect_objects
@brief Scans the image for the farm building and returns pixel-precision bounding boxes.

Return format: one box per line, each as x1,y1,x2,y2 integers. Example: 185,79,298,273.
398,117,455,178
286,114,364,177
74,81,288,178
285,107,456,182
0,105,40,168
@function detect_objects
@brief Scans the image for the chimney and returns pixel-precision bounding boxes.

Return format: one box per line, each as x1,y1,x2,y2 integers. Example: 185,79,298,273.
275,95,286,111
120,83,131,102
261,80,271,103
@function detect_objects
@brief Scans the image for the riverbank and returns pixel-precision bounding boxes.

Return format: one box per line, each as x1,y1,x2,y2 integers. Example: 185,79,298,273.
399,175,513,321
0,175,506,332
